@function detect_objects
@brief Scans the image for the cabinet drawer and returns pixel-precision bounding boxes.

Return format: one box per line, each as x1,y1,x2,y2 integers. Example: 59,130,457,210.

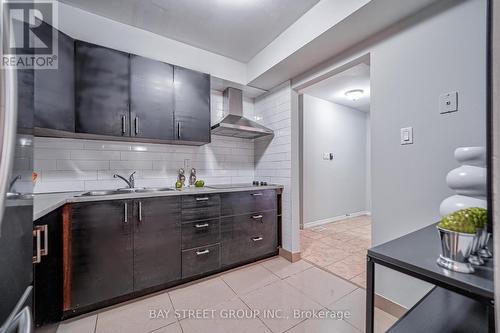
221,210,277,267
182,243,220,278
181,219,220,250
181,194,220,222
221,190,276,216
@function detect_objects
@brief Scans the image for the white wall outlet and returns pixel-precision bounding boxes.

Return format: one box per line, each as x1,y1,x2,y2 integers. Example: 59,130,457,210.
400,127,413,145
322,152,334,160
439,91,458,114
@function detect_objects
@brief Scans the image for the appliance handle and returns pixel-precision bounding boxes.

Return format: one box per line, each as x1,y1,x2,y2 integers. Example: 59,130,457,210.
3,306,32,333
0,286,33,333
0,58,18,237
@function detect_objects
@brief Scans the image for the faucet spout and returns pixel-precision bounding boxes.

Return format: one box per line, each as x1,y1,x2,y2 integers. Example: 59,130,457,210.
113,171,136,188
9,175,21,193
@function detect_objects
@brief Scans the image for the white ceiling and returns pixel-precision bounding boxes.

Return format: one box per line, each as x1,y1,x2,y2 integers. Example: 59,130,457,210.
302,63,370,112
58,0,320,62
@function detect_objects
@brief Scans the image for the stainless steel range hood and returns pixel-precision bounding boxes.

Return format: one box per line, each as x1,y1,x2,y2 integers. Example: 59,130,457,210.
211,87,273,139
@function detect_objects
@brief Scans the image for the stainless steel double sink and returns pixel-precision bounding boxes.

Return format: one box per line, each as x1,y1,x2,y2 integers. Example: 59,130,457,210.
78,187,175,197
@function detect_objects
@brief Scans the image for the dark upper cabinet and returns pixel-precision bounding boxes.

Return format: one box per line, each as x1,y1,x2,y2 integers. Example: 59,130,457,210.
130,56,175,140
70,200,134,309
133,197,181,290
34,21,75,132
174,66,210,144
75,41,130,136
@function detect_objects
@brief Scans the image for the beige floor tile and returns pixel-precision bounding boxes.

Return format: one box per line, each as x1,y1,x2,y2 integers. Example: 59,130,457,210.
169,277,237,316
329,288,398,333
95,292,175,333
284,267,357,307
285,314,360,333
301,240,332,258
350,273,366,289
221,264,279,295
241,279,323,333
57,315,96,333
303,247,349,267
260,257,313,279
325,260,365,280
179,298,270,333
300,229,327,240
152,321,183,333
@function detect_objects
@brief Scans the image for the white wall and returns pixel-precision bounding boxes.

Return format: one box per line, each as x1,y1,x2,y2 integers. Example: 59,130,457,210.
302,95,369,225
292,0,487,308
57,2,247,84
33,91,255,193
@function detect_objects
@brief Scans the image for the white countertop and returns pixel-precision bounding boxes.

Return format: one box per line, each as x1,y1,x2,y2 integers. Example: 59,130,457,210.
33,184,283,220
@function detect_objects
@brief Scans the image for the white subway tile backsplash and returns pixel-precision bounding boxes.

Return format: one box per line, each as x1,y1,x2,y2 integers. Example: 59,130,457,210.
56,160,109,171
110,160,153,170
71,150,121,160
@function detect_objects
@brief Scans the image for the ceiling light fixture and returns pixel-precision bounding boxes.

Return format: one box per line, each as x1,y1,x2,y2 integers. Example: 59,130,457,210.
344,89,364,101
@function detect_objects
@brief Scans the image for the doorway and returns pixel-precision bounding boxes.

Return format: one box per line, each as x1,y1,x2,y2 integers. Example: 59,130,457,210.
297,58,372,288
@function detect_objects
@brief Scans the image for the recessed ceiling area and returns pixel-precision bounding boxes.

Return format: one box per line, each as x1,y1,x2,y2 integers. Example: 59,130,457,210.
301,63,370,112
58,0,320,62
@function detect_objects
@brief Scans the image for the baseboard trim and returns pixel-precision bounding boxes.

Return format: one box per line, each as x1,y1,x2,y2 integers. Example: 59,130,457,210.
279,247,301,262
375,294,407,319
304,211,371,229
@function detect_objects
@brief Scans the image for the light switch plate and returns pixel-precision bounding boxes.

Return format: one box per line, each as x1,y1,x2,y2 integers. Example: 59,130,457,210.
440,91,458,114
401,127,413,145
322,153,334,160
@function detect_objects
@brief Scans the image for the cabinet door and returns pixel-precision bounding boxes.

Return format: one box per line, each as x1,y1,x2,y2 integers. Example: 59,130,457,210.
70,200,133,309
133,197,181,290
130,55,174,140
34,209,62,327
34,21,75,132
75,41,130,136
173,66,210,143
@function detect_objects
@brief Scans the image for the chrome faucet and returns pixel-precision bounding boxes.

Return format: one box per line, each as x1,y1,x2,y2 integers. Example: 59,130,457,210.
9,175,21,193
113,171,136,188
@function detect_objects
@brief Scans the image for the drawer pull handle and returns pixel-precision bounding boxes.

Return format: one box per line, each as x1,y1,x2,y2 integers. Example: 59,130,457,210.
196,249,210,255
251,193,263,196
194,223,209,229
252,215,263,219
196,197,209,201
252,237,263,242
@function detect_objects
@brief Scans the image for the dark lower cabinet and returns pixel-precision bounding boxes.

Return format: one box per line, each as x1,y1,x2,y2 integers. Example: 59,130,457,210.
221,210,277,267
130,55,174,140
70,200,134,309
181,219,221,250
34,21,75,133
75,41,130,137
181,243,221,278
221,190,277,216
174,66,211,143
34,209,62,327
133,197,181,290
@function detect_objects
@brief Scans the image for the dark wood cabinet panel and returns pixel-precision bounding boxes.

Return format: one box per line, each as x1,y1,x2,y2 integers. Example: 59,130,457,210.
181,243,221,278
34,209,62,327
130,56,174,140
75,41,130,136
34,21,75,132
173,66,210,143
181,218,220,250
181,194,220,222
70,200,133,309
221,190,277,216
133,197,181,290
221,210,277,267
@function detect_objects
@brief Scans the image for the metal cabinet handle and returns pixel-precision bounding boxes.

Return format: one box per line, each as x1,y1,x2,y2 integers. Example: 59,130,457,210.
135,116,139,135
251,193,263,196
124,202,128,224
32,228,41,264
39,225,48,256
196,197,209,201
194,223,209,229
196,249,210,256
121,115,126,135
177,122,182,139
252,237,263,242
138,201,142,222
252,215,263,219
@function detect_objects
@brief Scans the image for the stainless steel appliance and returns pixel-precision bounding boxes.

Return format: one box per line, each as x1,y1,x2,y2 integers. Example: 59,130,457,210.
0,1,35,331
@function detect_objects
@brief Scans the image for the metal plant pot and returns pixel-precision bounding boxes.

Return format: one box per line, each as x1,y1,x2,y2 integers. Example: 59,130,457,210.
468,228,485,266
478,227,493,258
436,227,475,273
